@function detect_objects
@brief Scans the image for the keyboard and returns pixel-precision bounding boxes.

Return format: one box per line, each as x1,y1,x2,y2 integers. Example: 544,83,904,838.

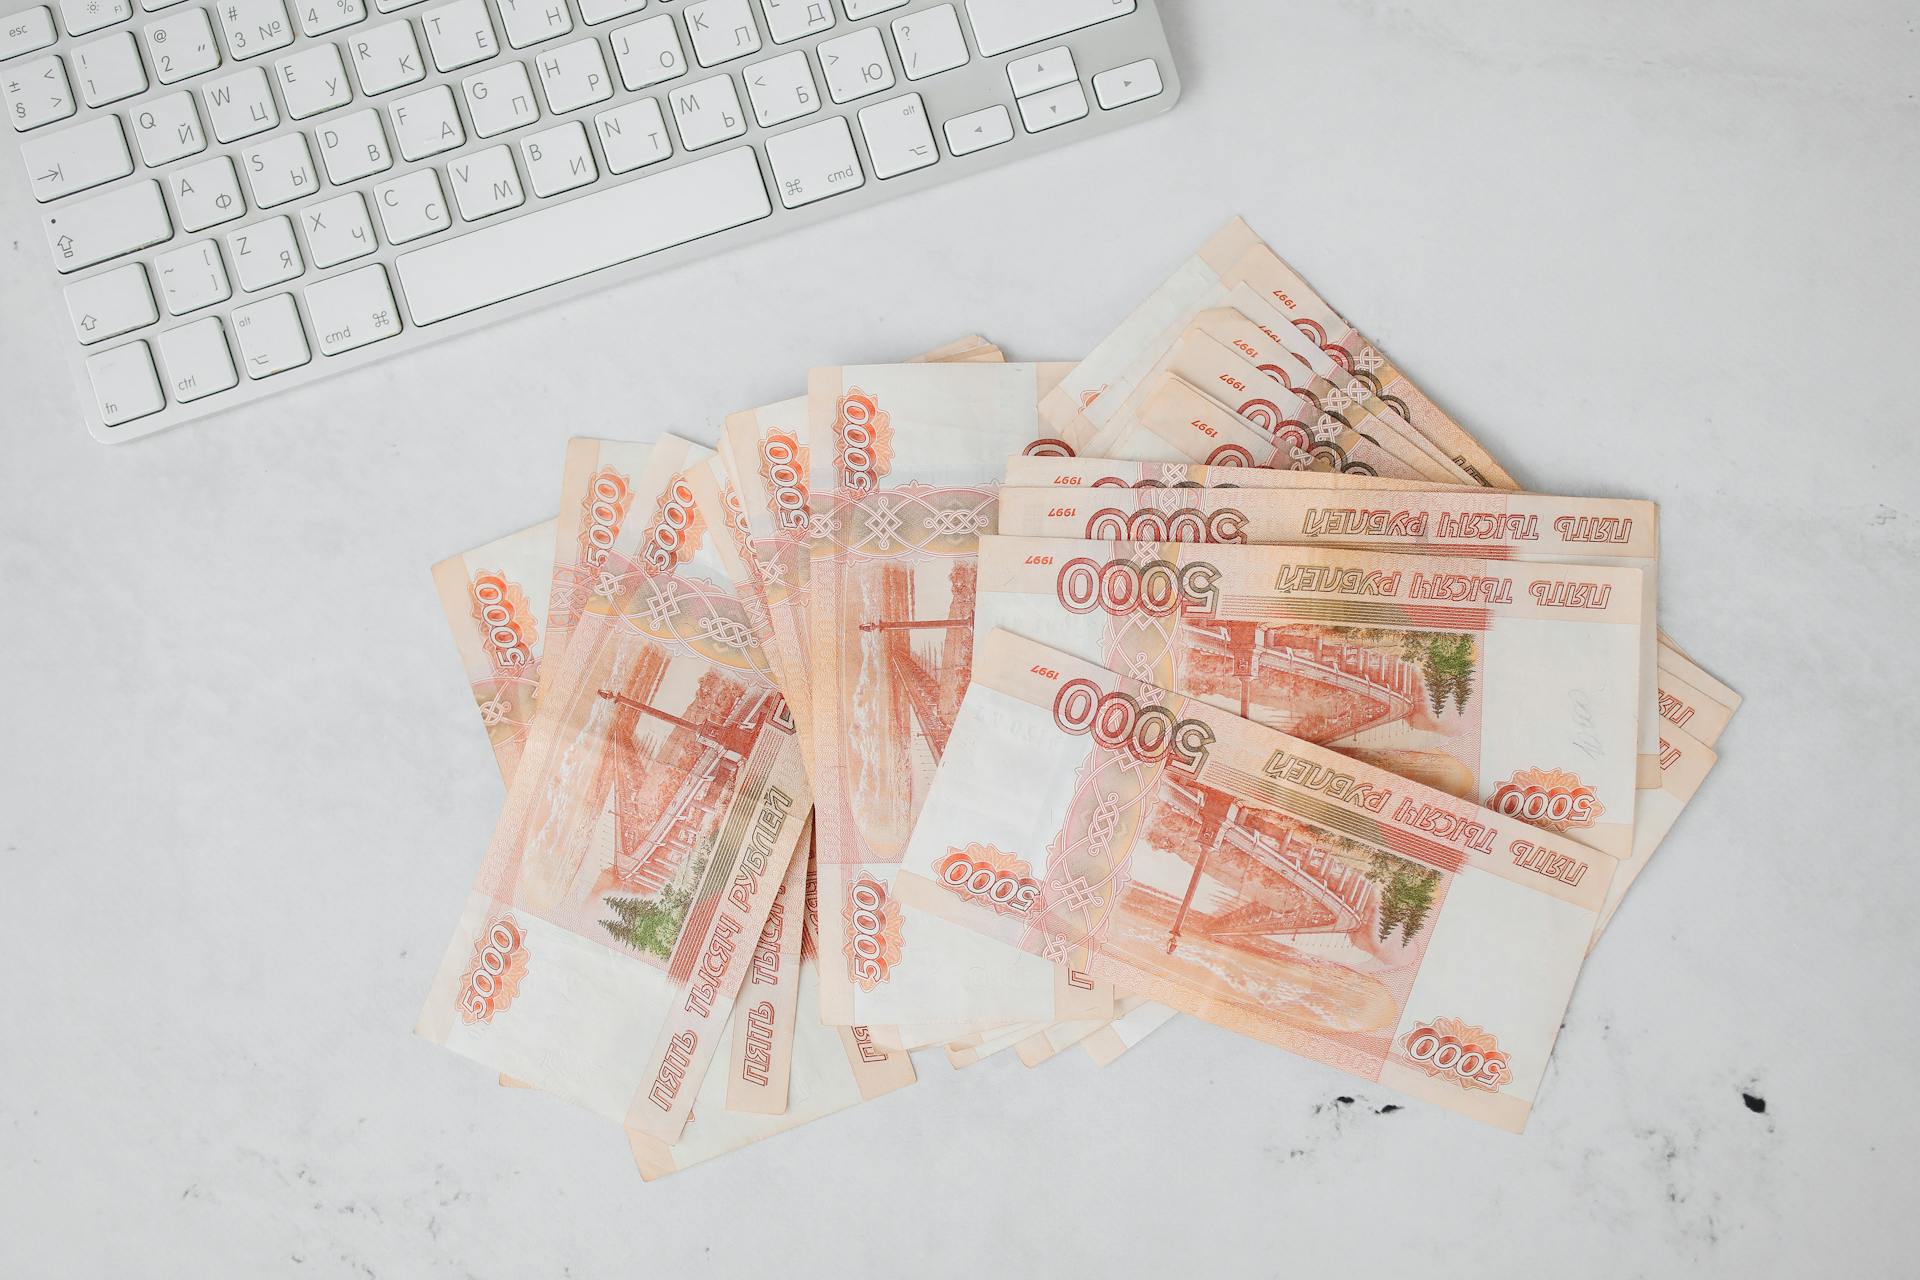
2,0,1179,442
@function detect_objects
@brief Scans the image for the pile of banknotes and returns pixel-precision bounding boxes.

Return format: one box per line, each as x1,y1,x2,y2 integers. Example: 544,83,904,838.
421,217,1740,1179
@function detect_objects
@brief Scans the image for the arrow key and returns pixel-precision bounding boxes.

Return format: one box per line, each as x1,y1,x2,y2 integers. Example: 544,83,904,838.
1017,80,1088,134
64,261,157,344
943,104,1011,157
20,114,132,201
1093,58,1163,111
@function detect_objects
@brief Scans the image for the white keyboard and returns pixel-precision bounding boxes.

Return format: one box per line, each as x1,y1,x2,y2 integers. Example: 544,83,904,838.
3,0,1179,442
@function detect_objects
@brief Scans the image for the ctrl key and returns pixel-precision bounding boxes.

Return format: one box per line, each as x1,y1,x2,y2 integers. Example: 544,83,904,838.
158,318,239,403
86,340,165,426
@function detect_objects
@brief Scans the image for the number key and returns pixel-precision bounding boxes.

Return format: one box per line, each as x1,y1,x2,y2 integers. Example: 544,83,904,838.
144,6,223,83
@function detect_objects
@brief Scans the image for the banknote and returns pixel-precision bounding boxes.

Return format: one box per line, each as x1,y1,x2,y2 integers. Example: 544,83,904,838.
1592,724,1716,946
627,953,917,1180
717,339,1005,772
418,435,811,1144
626,833,919,1180
1003,454,1478,494
994,485,1663,787
1014,996,1154,1068
1041,217,1517,489
1655,659,1738,746
802,361,1111,1030
1124,374,1439,480
1084,1002,1181,1068
431,519,559,783
973,535,1645,859
435,496,812,1108
894,631,1614,1130
1093,329,1470,485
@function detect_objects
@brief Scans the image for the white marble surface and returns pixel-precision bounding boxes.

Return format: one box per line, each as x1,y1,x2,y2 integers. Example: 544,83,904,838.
2,2,1916,1275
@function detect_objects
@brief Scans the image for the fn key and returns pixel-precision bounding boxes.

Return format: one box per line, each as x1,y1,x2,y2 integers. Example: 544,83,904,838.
307,266,403,356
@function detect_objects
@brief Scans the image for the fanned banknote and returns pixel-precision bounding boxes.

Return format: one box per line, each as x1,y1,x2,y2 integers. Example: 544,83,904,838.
431,520,559,783
801,361,1111,1032
715,338,1004,774
895,631,1614,1130
972,535,1644,859
419,435,810,1144
994,485,1663,786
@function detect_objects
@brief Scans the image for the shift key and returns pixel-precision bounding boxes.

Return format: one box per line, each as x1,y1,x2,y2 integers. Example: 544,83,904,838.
43,180,172,273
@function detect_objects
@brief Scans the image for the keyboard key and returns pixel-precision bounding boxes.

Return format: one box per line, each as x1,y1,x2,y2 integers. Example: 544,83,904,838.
2,8,58,61
857,90,933,179
216,0,295,58
1016,79,1085,132
295,0,364,36
59,0,133,37
684,0,759,67
667,72,743,149
227,212,303,288
1092,57,1159,109
893,5,966,81
763,113,860,208
71,31,148,105
1006,46,1073,97
133,90,206,163
144,0,197,10
521,118,595,195
964,0,1135,58
20,113,133,200
233,291,310,375
373,166,447,241
818,25,890,103
498,0,570,49
86,340,166,424
841,0,905,16
448,142,522,217
592,95,668,171
64,262,157,343
201,65,278,139
608,14,681,90
397,144,768,323
169,153,246,228
462,59,536,136
373,0,423,11
300,189,375,266
274,40,351,118
6,53,76,130
744,49,817,128
144,7,221,83
533,37,611,113
758,0,829,44
44,178,171,271
316,105,391,180
422,0,495,70
348,20,424,94
388,81,461,158
241,130,317,205
576,0,643,24
942,102,1009,155
305,263,400,353
154,237,231,313
158,316,238,400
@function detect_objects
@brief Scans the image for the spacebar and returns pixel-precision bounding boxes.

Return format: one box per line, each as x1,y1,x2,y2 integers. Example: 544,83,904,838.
397,147,772,326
